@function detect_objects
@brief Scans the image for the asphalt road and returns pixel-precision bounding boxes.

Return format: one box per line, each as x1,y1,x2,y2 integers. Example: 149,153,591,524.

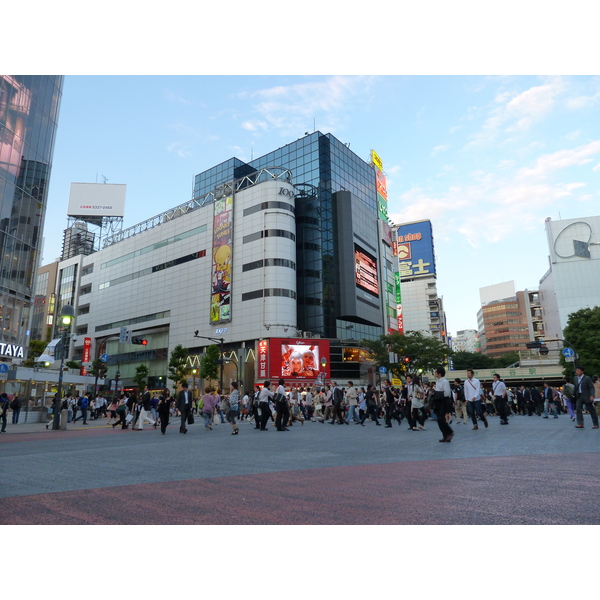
1,413,599,525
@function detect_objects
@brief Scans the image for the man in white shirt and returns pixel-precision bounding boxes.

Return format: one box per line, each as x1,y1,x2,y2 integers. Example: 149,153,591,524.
492,373,509,425
434,367,454,442
464,369,488,430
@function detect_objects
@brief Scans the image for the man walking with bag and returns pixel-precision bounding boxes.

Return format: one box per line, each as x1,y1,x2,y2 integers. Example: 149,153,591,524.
177,382,192,434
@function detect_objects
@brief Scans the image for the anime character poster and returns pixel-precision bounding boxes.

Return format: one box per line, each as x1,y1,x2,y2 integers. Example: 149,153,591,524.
210,196,233,323
269,339,330,382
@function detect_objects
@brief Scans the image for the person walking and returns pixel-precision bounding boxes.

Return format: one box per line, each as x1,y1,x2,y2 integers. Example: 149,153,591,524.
407,374,427,431
157,389,172,435
0,392,9,433
177,382,193,434
434,367,454,442
345,381,360,424
464,369,488,430
492,374,509,425
275,379,289,431
112,396,129,429
574,366,599,429
383,380,399,428
135,386,156,430
257,381,274,431
542,382,559,419
73,393,90,425
330,381,345,425
201,387,217,431
10,395,22,424
562,377,576,421
228,382,240,435
360,384,381,426
453,378,469,425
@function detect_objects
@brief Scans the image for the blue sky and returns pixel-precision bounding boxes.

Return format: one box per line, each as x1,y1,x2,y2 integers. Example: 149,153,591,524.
40,74,600,335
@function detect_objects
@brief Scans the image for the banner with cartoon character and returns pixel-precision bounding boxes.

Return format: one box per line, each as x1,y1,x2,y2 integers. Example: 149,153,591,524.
210,195,233,323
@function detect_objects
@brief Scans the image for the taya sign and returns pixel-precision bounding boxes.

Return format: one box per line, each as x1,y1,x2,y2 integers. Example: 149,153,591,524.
0,343,24,359
210,195,233,324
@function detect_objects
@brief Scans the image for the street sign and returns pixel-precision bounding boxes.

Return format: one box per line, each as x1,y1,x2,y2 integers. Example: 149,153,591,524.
0,364,9,373
379,366,387,374
100,353,109,362
119,327,128,343
562,347,575,358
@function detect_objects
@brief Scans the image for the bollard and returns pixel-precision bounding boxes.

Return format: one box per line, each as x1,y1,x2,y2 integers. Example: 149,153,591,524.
60,409,68,430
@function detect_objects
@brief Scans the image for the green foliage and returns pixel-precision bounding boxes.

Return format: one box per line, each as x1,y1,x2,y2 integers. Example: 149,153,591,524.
87,358,107,378
168,344,190,393
200,344,220,385
561,306,600,378
451,350,520,370
65,360,81,370
361,330,451,380
23,339,48,367
133,363,149,390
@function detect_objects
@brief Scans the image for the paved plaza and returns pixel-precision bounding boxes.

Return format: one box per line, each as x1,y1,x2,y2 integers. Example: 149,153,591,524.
1,413,599,525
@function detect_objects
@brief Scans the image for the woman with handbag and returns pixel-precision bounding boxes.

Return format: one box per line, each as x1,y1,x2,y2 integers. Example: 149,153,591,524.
157,389,172,435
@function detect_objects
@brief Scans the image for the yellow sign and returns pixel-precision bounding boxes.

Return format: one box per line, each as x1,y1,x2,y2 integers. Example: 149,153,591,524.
392,378,402,387
371,149,383,172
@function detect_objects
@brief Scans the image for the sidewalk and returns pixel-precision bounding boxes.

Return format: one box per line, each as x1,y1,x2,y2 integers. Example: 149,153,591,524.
1,416,113,435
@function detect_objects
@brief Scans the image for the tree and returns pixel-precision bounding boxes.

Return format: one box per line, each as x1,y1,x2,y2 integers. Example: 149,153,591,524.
87,358,108,395
450,351,496,371
200,344,220,387
361,330,451,380
168,344,189,394
133,364,149,391
561,306,600,378
23,339,47,367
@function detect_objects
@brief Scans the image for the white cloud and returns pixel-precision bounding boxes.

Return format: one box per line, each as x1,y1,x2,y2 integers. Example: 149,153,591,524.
431,144,449,157
239,76,376,136
166,142,191,158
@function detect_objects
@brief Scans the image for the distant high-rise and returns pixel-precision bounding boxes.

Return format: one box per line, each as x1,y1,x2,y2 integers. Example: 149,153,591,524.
0,75,63,358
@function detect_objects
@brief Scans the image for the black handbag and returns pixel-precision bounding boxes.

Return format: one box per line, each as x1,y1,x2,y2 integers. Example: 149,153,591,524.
187,413,194,425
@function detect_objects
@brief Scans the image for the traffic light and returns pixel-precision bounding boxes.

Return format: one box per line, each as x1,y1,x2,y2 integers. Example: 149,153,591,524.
539,345,549,356
403,356,410,365
131,336,148,346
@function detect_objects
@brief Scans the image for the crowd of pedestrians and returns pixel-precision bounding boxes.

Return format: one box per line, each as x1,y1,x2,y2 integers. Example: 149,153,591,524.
1,366,599,438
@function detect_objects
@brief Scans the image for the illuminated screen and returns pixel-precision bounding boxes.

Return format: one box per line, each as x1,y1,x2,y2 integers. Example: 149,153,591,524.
354,245,379,297
281,343,321,378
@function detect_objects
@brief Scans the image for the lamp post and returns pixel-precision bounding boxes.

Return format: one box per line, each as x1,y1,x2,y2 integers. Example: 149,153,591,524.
53,304,74,430
193,332,224,392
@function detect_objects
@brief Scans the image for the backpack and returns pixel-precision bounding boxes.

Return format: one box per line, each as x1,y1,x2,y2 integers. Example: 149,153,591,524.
562,383,575,400
455,385,465,402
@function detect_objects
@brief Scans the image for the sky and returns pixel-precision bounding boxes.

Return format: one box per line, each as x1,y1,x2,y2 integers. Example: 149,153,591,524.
39,74,600,336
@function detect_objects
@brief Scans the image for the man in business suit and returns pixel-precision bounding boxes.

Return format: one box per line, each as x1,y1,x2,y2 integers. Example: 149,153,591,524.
177,382,192,434
574,366,599,429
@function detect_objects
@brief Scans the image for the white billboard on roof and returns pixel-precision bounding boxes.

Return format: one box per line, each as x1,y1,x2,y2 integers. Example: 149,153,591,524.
68,183,126,218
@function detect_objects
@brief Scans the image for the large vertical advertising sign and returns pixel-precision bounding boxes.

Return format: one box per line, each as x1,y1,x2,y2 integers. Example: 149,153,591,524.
257,340,269,380
80,337,92,375
210,196,233,323
396,220,436,281
266,338,330,384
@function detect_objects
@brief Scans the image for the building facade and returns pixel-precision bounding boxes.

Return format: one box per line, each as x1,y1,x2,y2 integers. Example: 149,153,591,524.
41,133,395,391
0,75,63,363
538,216,600,341
392,219,447,342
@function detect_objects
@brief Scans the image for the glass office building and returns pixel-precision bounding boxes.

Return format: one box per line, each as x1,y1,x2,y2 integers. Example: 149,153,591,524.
0,75,63,355
193,132,384,341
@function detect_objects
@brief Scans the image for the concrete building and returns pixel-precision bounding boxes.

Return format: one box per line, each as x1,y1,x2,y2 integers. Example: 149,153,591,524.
538,216,600,342
37,133,398,392
477,281,533,358
393,219,447,343
452,328,479,353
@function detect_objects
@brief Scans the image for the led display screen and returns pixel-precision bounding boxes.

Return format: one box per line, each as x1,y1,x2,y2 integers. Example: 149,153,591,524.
354,244,379,297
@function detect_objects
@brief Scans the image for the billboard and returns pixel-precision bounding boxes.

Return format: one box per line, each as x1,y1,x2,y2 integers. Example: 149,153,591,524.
265,338,331,383
68,183,126,218
395,220,436,280
354,244,379,297
210,195,233,323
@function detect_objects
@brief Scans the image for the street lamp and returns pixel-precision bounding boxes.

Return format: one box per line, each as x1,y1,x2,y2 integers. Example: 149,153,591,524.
53,304,75,430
